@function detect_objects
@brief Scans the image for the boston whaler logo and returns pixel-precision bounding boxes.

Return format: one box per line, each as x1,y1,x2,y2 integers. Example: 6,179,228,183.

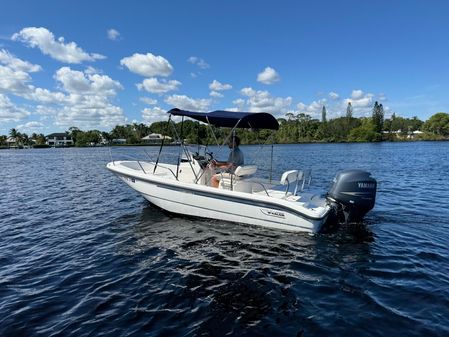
358,182,376,189
261,208,285,218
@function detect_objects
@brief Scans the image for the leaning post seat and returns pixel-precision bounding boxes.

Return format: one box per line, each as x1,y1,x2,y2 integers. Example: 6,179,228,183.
280,170,303,196
219,165,257,192
233,165,258,177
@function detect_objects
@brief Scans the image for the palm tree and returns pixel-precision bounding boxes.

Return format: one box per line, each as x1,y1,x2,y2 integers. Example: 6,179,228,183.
9,128,18,139
15,132,24,147
22,133,30,146
8,128,19,148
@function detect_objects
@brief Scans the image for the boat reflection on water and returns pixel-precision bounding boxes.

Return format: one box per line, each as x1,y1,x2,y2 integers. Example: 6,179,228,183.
108,203,375,335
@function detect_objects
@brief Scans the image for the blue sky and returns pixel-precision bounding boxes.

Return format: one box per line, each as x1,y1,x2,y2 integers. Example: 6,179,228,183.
0,0,448,135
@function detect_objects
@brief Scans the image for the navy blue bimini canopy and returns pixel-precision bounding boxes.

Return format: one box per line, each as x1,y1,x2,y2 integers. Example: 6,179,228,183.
167,108,279,130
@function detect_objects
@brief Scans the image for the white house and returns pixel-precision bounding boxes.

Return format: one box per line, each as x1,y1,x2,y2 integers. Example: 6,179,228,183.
408,130,424,139
46,133,74,147
6,137,18,148
112,138,126,144
141,133,172,143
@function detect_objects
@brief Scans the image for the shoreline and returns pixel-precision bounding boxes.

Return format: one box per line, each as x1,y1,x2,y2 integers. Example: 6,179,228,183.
1,138,448,150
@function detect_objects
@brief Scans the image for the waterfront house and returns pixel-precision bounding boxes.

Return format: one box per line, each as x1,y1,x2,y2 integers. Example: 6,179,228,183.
6,137,18,148
46,133,73,147
408,130,424,139
112,138,127,145
142,133,172,144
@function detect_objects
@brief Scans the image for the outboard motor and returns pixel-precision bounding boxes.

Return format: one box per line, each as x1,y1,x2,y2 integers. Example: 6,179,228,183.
327,170,377,223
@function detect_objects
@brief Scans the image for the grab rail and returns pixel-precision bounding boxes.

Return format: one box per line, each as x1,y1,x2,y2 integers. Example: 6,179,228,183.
252,182,270,197
136,161,147,174
153,164,178,180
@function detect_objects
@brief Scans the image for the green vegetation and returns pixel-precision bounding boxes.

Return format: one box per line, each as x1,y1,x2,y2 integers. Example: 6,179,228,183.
0,128,47,148
422,112,449,137
1,103,448,148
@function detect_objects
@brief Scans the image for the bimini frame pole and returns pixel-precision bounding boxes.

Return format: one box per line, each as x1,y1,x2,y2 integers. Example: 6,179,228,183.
168,119,200,182
270,143,274,183
244,124,275,183
154,114,171,174
176,116,184,179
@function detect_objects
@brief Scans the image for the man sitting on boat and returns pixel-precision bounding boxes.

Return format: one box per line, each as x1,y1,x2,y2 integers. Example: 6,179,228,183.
210,136,244,188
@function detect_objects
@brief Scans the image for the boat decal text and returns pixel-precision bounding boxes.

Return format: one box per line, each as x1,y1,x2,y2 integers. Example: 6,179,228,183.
357,182,376,189
261,209,286,218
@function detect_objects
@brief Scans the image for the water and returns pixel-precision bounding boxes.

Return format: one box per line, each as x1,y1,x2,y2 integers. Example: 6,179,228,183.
1,142,448,336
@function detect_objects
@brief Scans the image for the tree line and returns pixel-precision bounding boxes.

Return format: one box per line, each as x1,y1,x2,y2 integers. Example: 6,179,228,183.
1,102,449,148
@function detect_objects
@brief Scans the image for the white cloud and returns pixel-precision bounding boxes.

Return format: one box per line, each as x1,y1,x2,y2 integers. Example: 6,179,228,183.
209,79,232,91
239,87,291,115
292,89,386,119
187,56,210,69
0,64,32,95
17,121,44,132
137,77,181,94
35,105,59,116
120,52,173,77
48,67,125,128
344,90,374,114
12,27,105,63
165,94,211,111
54,67,123,96
54,104,125,129
209,91,223,98
84,66,101,75
54,67,90,93
295,99,327,118
107,28,120,41
0,49,41,72
257,67,280,85
140,97,158,105
0,49,41,97
232,98,245,110
240,87,256,97
142,106,166,123
329,91,339,100
0,93,30,121
27,87,66,104
0,50,125,130
351,89,364,100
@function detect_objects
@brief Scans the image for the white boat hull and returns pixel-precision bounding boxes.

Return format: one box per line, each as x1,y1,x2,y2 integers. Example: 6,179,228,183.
107,161,330,233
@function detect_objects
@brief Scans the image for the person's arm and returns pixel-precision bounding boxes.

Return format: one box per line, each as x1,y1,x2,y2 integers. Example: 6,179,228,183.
211,159,232,169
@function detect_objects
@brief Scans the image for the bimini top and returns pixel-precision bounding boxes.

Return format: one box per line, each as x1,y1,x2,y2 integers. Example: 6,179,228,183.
168,108,279,130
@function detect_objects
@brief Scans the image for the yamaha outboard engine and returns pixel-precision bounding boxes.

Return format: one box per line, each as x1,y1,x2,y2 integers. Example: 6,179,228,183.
327,170,377,223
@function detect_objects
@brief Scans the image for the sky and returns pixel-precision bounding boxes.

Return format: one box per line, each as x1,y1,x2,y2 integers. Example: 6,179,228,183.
0,0,448,135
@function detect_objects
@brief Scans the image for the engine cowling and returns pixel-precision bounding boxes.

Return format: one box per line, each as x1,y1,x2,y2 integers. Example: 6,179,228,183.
327,170,377,223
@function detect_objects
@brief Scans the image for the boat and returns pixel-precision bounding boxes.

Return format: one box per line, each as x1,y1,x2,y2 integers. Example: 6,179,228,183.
107,108,377,233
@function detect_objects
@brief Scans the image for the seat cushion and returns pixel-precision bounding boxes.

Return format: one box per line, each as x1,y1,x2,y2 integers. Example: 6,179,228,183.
234,165,257,177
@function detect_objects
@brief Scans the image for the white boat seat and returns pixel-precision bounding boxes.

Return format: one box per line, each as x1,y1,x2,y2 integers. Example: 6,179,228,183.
219,165,257,192
234,165,258,178
280,169,308,196
280,170,303,185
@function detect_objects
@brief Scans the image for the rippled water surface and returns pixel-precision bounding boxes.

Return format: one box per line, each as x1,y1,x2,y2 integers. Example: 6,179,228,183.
1,142,449,336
